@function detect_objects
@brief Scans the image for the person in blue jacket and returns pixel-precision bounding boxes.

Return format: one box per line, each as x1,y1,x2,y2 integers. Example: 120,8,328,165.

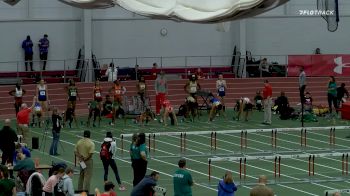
218,171,237,196
22,35,34,71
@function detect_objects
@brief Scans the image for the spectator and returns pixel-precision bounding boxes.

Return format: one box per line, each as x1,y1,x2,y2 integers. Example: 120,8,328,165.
131,64,142,80
42,167,65,196
105,62,118,82
130,133,139,186
22,35,34,72
315,48,321,54
13,151,35,172
299,66,307,104
0,119,18,165
173,159,193,196
49,108,62,156
337,83,349,107
262,80,272,125
216,74,227,112
155,72,167,115
217,171,237,196
195,68,204,79
17,96,36,149
254,91,263,112
0,165,16,196
304,92,313,112
62,168,75,196
75,130,95,193
275,92,289,115
260,58,270,77
95,181,116,196
327,76,338,113
249,175,274,196
151,63,158,77
133,133,148,186
13,143,31,165
9,81,26,116
13,151,35,193
100,131,126,191
131,171,159,196
38,34,49,70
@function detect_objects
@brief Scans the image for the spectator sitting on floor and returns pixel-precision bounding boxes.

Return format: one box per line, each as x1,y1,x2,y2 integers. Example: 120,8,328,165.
304,92,313,113
274,92,289,114
13,151,35,193
95,181,117,196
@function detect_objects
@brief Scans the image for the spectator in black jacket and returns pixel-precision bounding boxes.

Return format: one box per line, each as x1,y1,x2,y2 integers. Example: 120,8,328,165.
22,35,34,71
0,119,18,165
337,83,349,107
49,108,62,156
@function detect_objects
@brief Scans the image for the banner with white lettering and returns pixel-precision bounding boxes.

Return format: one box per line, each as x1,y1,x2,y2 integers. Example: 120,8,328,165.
288,55,350,76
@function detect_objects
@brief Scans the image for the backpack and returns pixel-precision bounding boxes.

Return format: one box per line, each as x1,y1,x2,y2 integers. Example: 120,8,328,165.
53,178,66,196
100,142,111,160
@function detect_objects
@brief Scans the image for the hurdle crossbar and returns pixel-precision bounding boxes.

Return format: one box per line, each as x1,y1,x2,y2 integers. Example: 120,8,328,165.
209,152,350,162
119,126,350,138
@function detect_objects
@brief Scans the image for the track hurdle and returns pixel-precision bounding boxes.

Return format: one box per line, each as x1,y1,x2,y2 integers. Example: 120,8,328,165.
329,128,336,149
210,152,350,184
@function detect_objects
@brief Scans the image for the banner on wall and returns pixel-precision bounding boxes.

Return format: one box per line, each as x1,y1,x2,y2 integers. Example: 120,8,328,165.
288,55,350,76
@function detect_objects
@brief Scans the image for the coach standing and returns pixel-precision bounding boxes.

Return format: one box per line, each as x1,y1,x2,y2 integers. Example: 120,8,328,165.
17,96,36,149
173,159,193,196
262,80,272,125
38,34,50,71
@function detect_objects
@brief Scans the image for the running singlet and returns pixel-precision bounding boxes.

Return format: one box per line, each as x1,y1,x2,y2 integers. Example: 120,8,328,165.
15,88,23,97
212,98,221,106
38,85,47,101
34,102,42,112
189,81,197,93
114,85,122,99
68,87,77,101
94,87,102,101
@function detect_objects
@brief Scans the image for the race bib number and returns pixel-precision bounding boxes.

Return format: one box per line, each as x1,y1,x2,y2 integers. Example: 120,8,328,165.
219,87,225,92
39,91,46,96
95,92,101,97
190,86,197,93
70,91,77,96
115,90,121,95
34,106,41,112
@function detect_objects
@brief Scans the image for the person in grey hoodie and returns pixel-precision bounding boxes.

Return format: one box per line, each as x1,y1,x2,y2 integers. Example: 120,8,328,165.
62,168,75,196
131,171,159,196
218,171,237,196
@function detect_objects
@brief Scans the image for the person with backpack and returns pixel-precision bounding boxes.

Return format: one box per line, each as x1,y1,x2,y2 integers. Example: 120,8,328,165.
61,168,75,196
42,167,65,196
100,131,126,191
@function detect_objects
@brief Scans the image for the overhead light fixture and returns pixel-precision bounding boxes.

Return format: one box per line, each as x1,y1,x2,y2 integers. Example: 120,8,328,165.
58,0,116,9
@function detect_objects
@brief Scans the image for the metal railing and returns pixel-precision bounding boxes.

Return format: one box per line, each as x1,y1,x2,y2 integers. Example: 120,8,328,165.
0,54,290,83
